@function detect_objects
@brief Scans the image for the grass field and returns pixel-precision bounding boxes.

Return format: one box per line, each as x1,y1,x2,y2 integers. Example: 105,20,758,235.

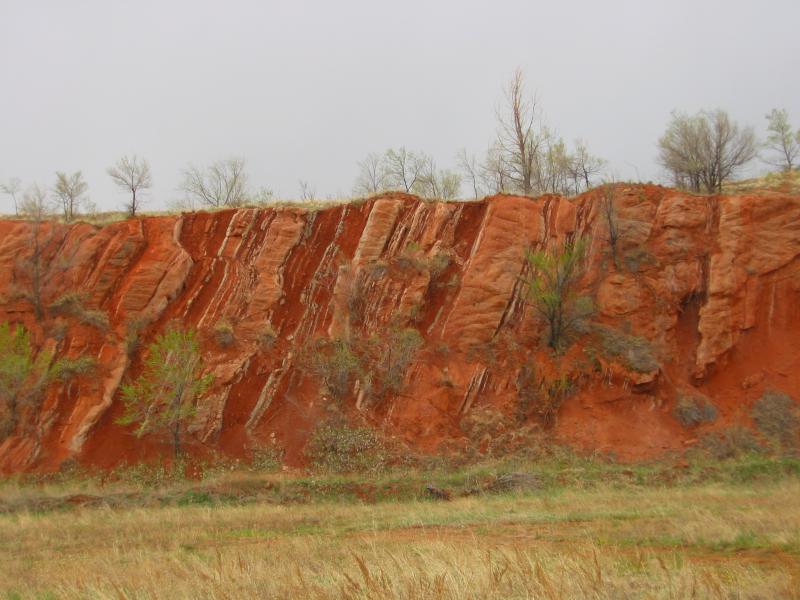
2,455,800,598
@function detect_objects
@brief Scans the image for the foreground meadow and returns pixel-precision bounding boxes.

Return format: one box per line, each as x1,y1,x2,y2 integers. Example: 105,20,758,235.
2,456,800,599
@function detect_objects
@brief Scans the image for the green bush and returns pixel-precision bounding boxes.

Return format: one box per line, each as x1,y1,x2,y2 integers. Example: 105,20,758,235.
751,390,800,449
674,394,717,427
523,239,592,351
305,421,386,473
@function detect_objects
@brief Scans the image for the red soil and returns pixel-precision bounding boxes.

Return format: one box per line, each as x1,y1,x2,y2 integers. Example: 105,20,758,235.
0,185,798,472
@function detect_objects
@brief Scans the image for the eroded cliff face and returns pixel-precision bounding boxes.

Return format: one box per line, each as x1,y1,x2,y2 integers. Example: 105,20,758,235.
0,185,798,472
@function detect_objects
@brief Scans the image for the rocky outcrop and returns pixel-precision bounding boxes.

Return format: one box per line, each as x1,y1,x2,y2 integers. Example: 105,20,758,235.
0,185,798,471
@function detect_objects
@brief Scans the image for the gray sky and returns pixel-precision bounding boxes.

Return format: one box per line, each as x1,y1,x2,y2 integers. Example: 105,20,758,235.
1,0,798,212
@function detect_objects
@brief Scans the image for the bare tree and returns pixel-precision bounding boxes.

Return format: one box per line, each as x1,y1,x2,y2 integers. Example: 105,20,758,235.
384,147,424,193
570,141,606,194
107,155,152,216
457,149,482,199
298,180,316,202
480,142,511,194
1,178,21,216
17,185,52,320
52,171,88,222
764,109,799,172
181,157,248,208
600,181,620,268
658,109,757,193
353,152,387,196
416,156,461,199
495,69,543,195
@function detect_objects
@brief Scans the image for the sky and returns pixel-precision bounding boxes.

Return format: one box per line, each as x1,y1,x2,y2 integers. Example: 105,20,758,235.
1,0,798,213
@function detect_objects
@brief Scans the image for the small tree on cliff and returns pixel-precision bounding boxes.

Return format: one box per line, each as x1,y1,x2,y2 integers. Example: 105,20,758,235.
117,327,213,458
0,323,90,440
523,238,592,351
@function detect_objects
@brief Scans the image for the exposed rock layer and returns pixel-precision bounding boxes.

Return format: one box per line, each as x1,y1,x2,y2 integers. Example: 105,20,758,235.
0,185,798,471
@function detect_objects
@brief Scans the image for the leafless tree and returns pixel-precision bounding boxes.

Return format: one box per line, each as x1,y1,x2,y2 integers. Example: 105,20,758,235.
480,142,511,194
600,181,620,268
17,185,52,320
52,171,88,222
298,180,316,202
495,69,543,195
384,147,425,193
353,152,387,196
570,141,606,194
181,157,248,208
658,109,757,193
416,156,461,199
457,149,482,199
107,155,152,216
764,108,799,172
1,177,21,216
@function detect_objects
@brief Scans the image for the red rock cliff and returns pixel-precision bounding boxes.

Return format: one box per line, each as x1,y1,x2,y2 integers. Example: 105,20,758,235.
0,185,798,471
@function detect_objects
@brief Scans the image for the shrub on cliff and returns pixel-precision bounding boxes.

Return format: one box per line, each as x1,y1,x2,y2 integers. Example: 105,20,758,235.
594,324,659,373
674,394,718,427
523,238,592,351
751,390,800,450
117,327,213,458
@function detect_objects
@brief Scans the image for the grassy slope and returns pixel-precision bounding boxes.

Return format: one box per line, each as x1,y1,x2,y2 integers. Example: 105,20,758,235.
2,456,800,598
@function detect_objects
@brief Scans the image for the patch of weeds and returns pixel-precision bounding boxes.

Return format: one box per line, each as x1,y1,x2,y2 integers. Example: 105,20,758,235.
176,490,213,506
594,324,659,373
751,390,800,449
673,394,717,427
251,444,284,471
305,420,386,474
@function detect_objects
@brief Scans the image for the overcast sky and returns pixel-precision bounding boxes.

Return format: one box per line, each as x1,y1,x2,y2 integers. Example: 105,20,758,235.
1,0,798,212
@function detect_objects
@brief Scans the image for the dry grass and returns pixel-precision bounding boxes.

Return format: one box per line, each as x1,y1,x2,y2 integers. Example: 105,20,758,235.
1,479,799,598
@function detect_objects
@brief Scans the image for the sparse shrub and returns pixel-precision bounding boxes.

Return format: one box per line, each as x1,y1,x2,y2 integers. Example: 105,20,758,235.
53,356,96,381
79,309,110,332
49,292,110,331
258,323,277,349
699,426,761,460
213,320,235,347
305,337,362,401
49,292,84,316
428,251,451,279
305,420,386,473
674,394,718,427
751,390,800,449
514,363,574,426
623,247,656,273
594,324,659,373
523,238,593,351
344,268,370,326
124,318,147,356
366,327,423,400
